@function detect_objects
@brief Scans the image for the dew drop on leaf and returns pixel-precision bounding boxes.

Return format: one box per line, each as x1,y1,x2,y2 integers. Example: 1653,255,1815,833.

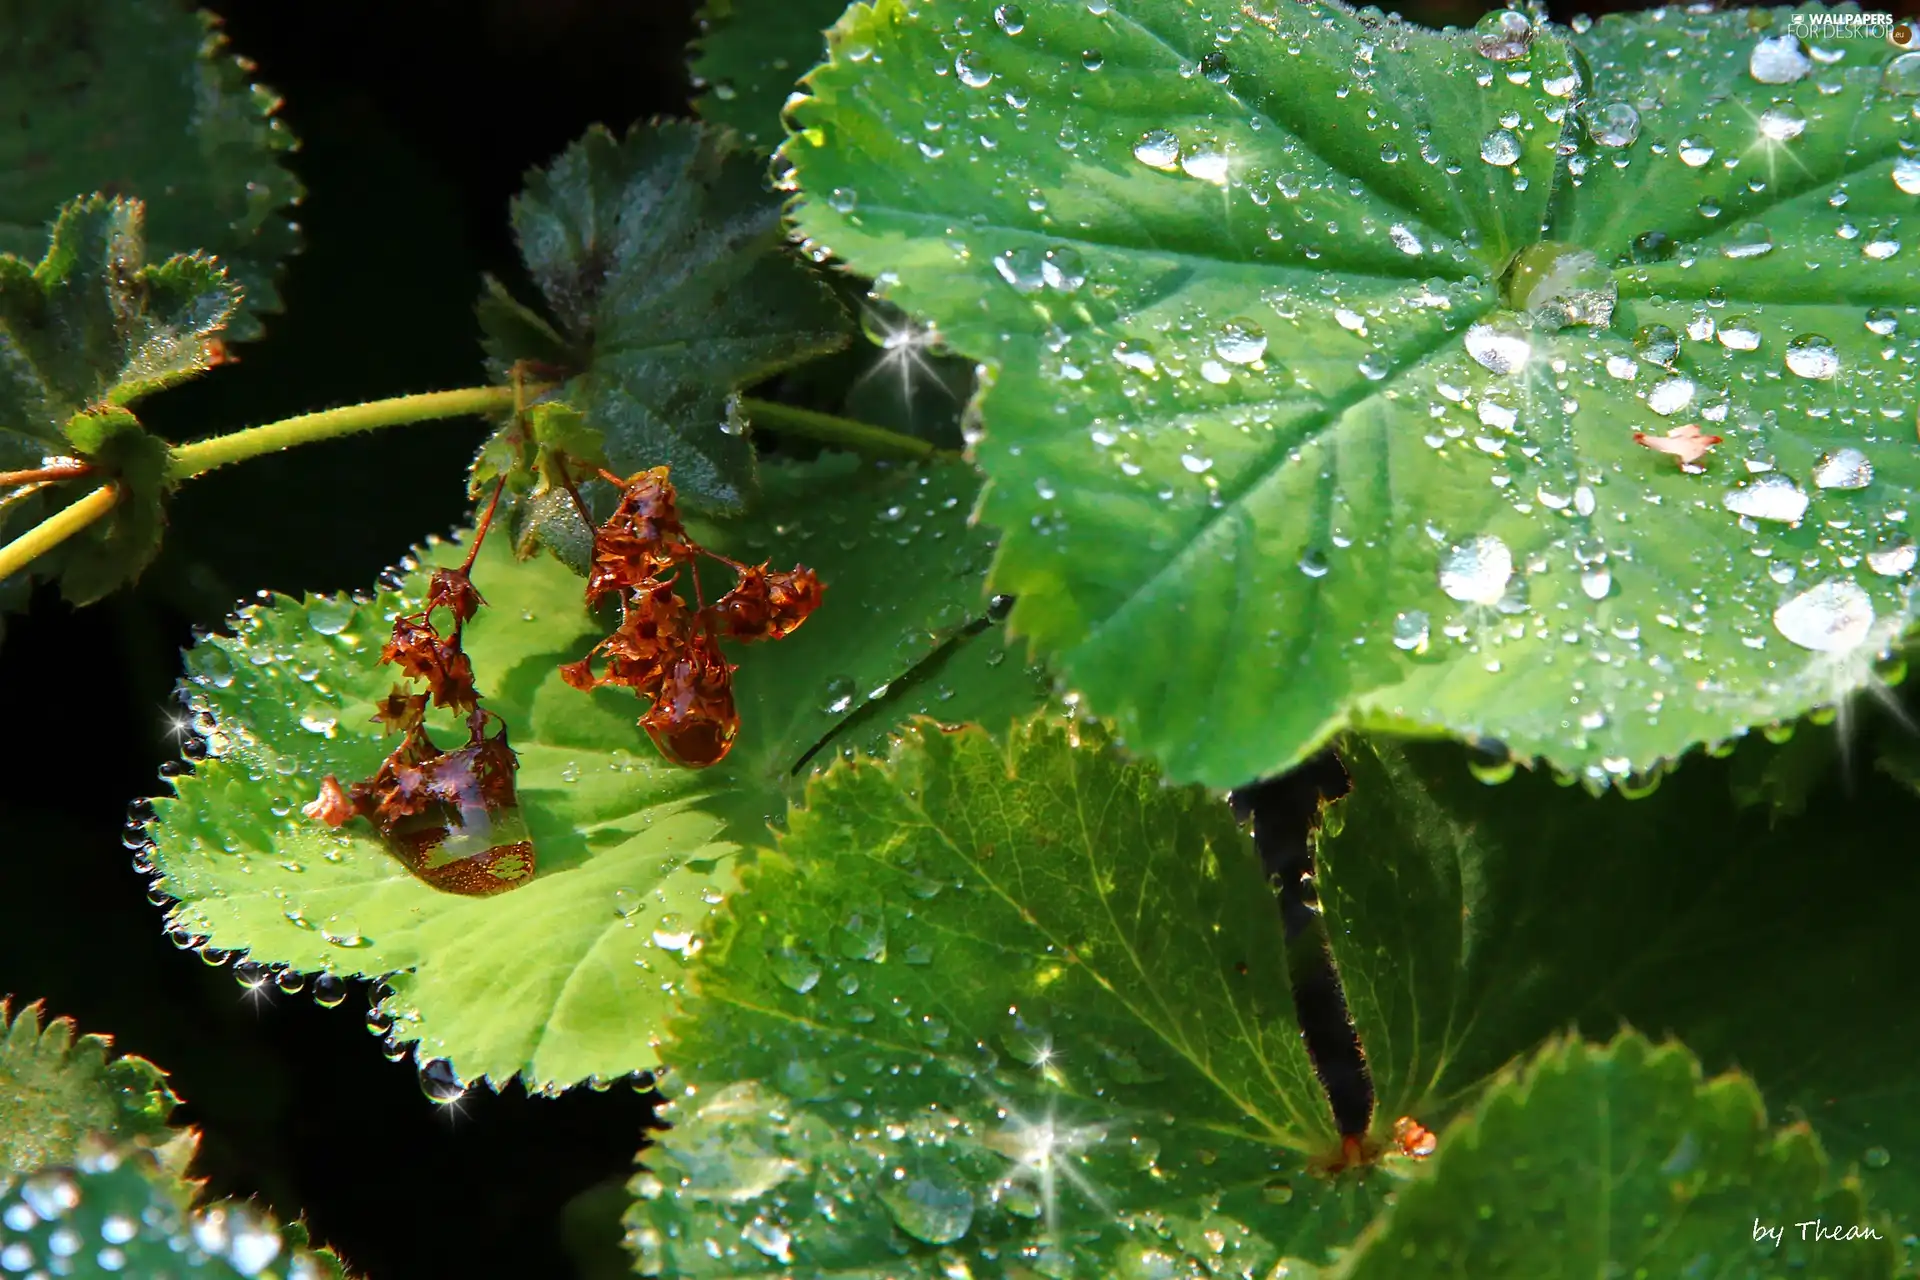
306,599,355,636
993,3,1025,34
1392,610,1430,652
1464,323,1530,374
877,1164,974,1245
1479,129,1521,166
1784,336,1839,380
771,945,822,994
311,973,347,1008
1678,137,1716,167
1868,543,1917,577
1748,34,1811,85
1772,579,1874,653
1883,51,1920,95
1722,474,1809,524
1132,129,1180,171
1213,320,1267,365
1812,449,1872,491
1718,318,1762,351
1865,1146,1893,1169
1757,105,1806,142
1438,536,1513,606
1584,101,1640,148
419,1057,467,1104
1473,9,1533,61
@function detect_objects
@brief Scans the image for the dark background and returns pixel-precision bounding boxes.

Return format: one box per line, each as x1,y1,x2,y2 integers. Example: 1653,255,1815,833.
0,0,1649,1274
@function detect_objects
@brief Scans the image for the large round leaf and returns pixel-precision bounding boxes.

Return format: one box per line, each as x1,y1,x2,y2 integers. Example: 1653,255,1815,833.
147,456,1045,1092
785,0,1920,787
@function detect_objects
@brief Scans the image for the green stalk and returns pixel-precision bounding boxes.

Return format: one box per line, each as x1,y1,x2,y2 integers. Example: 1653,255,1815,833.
167,385,525,480
0,484,119,583
738,397,958,462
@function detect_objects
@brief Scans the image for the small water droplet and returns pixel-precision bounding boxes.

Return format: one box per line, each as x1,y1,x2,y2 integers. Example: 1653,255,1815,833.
1812,448,1872,491
1758,104,1807,141
1133,129,1180,171
1479,129,1522,166
877,1164,974,1245
993,3,1026,33
772,945,822,994
1392,610,1430,652
1677,137,1716,167
1865,1146,1892,1169
1584,101,1640,148
312,974,347,1008
1213,319,1267,364
954,49,994,88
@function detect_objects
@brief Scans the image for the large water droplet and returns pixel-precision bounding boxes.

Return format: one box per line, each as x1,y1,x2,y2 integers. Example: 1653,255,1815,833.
1213,319,1267,364
1438,536,1513,606
1718,318,1762,351
1133,129,1180,171
1180,147,1229,184
1773,578,1874,652
993,246,1048,293
1584,101,1640,148
1723,223,1774,259
1723,474,1809,524
1895,157,1920,196
954,50,994,88
877,1164,974,1245
1784,335,1839,380
419,1057,467,1104
1868,543,1917,577
994,3,1026,33
1758,104,1807,141
1883,51,1920,95
771,945,822,994
1749,34,1811,85
1474,9,1533,60
307,599,355,635
1677,137,1716,167
1812,448,1872,491
1479,129,1521,166
1464,323,1530,374
1647,376,1695,416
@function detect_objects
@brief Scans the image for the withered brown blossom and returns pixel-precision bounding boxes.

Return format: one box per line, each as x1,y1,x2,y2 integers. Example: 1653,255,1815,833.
302,478,536,896
559,465,824,768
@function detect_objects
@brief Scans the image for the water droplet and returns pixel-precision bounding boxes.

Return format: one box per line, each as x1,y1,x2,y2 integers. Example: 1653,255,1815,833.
1584,101,1640,148
992,246,1047,293
1883,51,1920,95
1784,335,1839,380
827,187,857,213
1723,474,1809,524
993,3,1026,33
1677,137,1716,167
419,1057,467,1104
1718,318,1762,351
1723,222,1774,259
1647,376,1695,416
321,914,367,948
1213,319,1267,364
834,907,887,961
1581,566,1612,600
1262,1180,1295,1204
1479,129,1522,166
824,674,857,715
1750,34,1811,84
306,599,355,635
1438,536,1513,606
1464,322,1529,374
311,973,347,1008
1866,309,1901,337
1865,1146,1893,1169
1894,157,1920,196
1041,246,1086,292
1180,146,1229,184
1868,543,1916,577
614,886,641,921
1388,223,1422,255
771,945,822,994
1758,104,1807,141
1774,578,1875,652
877,1164,974,1245
954,50,994,88
1392,610,1430,652
1812,448,1872,491
1199,50,1231,83
1180,452,1213,475
1474,9,1533,60
1133,129,1180,171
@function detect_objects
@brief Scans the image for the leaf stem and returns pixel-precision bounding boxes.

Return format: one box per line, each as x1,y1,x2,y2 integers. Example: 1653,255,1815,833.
737,397,957,462
0,484,119,583
166,385,533,481
0,463,92,488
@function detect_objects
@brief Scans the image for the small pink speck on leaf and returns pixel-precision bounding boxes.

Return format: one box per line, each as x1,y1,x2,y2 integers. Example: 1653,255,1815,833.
1633,423,1722,468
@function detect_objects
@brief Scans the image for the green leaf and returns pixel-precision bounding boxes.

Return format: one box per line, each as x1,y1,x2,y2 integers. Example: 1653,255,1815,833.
0,999,173,1177
691,0,850,150
785,0,1920,787
480,121,849,513
147,456,1045,1092
0,196,239,603
1334,1033,1896,1280
0,1150,354,1279
1311,732,1920,1239
0,0,303,342
627,716,1385,1279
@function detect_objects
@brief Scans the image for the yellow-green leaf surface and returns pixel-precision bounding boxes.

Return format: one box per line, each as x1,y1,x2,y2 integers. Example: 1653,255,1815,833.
786,0,1920,788
0,0,302,341
0,1000,173,1177
1335,1034,1895,1280
628,718,1385,1278
147,456,1045,1092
